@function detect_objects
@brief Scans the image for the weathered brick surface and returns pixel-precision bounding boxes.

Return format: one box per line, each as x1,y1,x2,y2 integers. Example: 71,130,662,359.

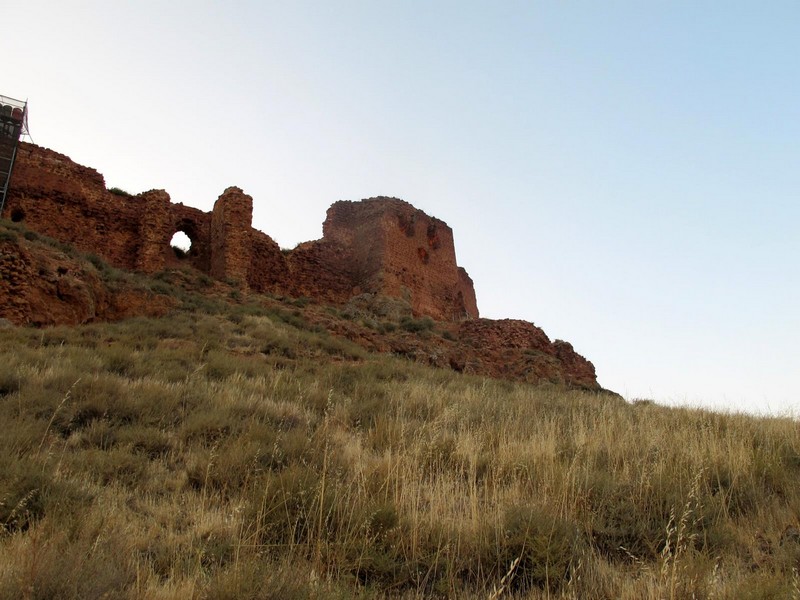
5,144,215,275
319,198,479,320
456,267,479,320
286,240,356,303
210,187,253,286
247,230,290,294
135,190,173,272
5,144,141,269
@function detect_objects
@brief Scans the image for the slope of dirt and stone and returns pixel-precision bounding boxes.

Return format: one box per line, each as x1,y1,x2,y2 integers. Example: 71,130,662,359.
0,222,175,326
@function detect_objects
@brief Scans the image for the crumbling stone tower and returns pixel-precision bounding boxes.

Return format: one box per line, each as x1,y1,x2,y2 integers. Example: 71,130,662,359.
210,187,253,287
322,198,479,320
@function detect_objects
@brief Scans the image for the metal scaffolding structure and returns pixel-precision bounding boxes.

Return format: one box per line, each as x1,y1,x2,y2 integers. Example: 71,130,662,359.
0,94,28,216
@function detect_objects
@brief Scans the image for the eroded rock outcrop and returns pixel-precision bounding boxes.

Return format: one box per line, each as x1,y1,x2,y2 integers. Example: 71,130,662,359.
457,319,598,389
0,234,174,326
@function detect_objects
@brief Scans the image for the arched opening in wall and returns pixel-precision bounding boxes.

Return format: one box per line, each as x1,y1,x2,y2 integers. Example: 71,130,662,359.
170,231,193,258
10,208,24,223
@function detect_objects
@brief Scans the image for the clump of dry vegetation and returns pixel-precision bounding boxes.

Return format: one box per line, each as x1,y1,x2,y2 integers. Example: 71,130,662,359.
1,286,800,598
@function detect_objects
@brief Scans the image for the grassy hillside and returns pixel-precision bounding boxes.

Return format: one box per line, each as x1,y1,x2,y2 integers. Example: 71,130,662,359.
1,242,800,598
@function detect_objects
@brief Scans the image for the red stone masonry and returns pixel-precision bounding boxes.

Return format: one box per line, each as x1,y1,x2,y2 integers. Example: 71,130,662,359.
210,187,253,286
3,144,478,320
320,198,479,320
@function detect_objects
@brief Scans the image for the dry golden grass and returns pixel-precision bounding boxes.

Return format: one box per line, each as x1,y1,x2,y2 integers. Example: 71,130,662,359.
1,275,800,598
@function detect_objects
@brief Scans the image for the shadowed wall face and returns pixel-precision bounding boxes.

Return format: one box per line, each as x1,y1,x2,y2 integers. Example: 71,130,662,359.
322,198,479,321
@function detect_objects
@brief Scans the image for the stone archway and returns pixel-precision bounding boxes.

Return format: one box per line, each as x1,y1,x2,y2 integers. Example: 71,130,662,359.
170,230,192,258
163,213,212,274
169,219,200,260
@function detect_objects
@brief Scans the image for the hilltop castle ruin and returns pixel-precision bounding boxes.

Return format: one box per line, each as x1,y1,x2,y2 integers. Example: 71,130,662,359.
3,143,477,322
0,142,601,390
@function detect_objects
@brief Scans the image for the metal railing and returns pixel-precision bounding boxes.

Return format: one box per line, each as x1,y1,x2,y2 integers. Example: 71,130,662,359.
0,95,26,109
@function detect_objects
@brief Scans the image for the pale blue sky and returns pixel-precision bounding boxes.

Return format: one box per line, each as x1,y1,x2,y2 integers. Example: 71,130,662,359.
4,2,798,414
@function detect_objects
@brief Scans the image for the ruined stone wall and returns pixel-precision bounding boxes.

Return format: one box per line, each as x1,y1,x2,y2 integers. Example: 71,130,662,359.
322,200,386,292
380,201,470,321
5,143,216,275
320,198,479,321
0,143,606,389
2,143,479,321
136,190,178,272
247,230,290,294
284,240,356,303
167,204,212,273
3,144,263,284
5,143,142,269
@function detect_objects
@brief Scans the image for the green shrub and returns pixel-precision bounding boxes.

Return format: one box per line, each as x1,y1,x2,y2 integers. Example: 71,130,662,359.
0,517,134,599
52,376,138,435
86,253,109,272
290,296,310,308
313,335,366,360
400,316,435,333
377,321,396,334
245,463,322,547
0,459,51,533
102,344,135,376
